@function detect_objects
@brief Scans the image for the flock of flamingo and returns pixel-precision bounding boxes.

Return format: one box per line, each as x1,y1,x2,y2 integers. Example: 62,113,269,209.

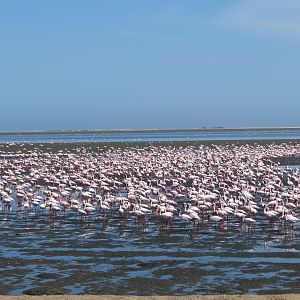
0,142,300,229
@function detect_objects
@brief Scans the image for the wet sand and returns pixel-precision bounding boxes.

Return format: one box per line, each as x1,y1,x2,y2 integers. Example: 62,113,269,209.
0,295,299,300
1,138,300,152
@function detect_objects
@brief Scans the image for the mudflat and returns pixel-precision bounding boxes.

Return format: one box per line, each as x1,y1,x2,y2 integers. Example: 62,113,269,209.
0,295,299,300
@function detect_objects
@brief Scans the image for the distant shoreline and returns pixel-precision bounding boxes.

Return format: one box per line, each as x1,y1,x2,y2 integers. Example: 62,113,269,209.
0,126,300,135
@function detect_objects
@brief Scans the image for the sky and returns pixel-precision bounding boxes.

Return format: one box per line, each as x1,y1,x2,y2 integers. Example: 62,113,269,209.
1,0,300,131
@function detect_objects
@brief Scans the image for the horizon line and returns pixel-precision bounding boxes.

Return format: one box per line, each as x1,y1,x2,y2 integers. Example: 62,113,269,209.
0,126,300,135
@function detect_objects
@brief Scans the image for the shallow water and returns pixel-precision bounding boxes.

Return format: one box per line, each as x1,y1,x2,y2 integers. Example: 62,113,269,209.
1,129,300,144
0,142,299,295
0,203,299,295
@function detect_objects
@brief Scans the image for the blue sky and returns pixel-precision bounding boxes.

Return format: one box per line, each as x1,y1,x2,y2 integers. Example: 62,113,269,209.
1,0,300,131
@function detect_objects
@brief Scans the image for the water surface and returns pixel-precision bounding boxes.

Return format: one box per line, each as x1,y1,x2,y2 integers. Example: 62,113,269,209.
0,198,299,295
1,129,300,144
